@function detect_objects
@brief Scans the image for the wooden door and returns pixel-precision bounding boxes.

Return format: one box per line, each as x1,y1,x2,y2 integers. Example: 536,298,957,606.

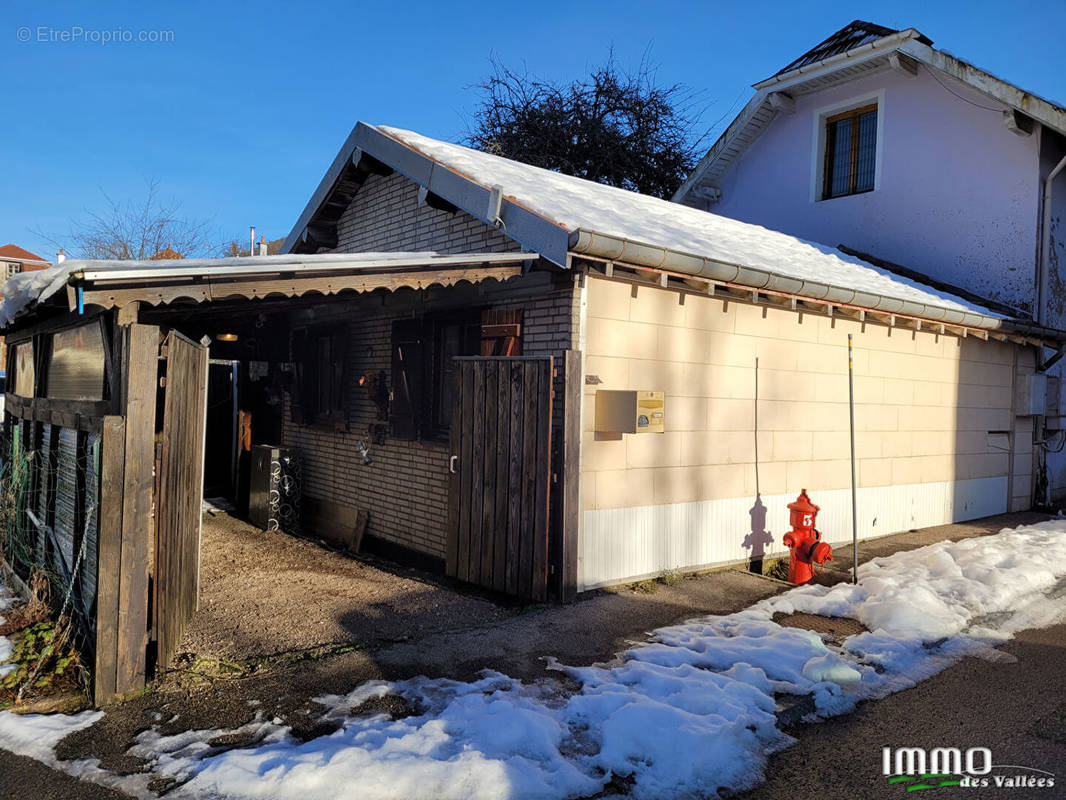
154,331,209,670
446,356,552,602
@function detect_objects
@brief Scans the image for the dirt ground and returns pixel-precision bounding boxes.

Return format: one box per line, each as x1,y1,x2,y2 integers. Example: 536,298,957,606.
183,512,514,662
1,509,1053,798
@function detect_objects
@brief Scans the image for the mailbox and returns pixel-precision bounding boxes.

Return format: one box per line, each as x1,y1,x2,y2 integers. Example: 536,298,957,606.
595,390,665,434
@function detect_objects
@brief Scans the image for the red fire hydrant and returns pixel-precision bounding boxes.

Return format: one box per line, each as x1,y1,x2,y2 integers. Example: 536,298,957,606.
782,489,833,584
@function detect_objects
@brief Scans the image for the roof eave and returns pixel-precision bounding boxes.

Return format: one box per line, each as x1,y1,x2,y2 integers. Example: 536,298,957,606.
568,227,1066,340
282,122,573,267
752,28,921,90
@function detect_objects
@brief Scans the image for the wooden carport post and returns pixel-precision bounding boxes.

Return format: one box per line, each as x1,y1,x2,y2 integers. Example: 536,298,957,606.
553,349,581,603
94,305,160,703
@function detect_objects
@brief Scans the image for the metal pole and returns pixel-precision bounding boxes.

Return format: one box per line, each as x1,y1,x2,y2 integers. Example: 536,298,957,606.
848,334,858,584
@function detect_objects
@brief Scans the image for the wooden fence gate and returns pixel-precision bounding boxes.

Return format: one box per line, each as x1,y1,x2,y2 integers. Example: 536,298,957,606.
446,356,552,602
154,331,209,670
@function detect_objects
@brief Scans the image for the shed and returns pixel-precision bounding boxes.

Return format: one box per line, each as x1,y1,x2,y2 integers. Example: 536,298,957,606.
4,124,1063,703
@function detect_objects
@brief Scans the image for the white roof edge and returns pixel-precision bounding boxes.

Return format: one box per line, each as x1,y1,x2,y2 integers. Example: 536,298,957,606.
75,252,528,282
678,30,1066,202
0,252,530,329
752,28,921,89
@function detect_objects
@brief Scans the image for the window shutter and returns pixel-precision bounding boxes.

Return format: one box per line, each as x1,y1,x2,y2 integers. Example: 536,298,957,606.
329,328,349,431
480,309,522,356
290,328,309,424
390,319,423,440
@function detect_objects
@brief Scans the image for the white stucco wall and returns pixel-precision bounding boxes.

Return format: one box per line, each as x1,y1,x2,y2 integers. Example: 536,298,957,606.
712,66,1041,317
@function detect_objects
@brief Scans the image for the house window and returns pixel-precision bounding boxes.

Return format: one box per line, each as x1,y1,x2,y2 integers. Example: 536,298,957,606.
47,322,107,400
291,325,349,429
822,103,877,200
390,309,523,441
13,341,35,397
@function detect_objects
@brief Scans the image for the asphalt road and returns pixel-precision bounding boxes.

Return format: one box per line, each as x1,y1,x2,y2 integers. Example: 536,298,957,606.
5,620,1064,799
738,621,1066,799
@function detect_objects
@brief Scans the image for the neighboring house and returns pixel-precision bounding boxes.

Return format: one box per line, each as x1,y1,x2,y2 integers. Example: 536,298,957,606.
673,20,1066,502
0,243,50,377
4,123,1060,705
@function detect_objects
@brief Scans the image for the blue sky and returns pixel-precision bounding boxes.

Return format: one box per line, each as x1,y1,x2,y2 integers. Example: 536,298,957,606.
3,0,1064,260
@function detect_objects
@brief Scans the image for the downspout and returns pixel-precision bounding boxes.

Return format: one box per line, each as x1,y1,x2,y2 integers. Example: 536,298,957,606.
1039,153,1066,326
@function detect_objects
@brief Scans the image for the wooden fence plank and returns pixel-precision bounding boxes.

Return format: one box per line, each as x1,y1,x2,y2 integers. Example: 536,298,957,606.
155,332,209,671
532,359,552,603
492,364,511,593
468,362,486,585
93,416,125,703
480,361,498,585
456,364,474,583
505,361,524,597
115,324,158,695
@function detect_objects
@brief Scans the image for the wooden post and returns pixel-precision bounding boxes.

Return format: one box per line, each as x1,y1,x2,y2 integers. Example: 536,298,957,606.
94,416,125,703
114,323,158,695
557,350,581,603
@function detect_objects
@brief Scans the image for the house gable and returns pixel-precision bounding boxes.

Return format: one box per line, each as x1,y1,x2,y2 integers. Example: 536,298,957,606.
333,171,519,256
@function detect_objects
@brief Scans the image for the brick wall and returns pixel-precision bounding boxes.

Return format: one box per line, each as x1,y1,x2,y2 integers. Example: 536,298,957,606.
335,172,518,255
282,171,579,560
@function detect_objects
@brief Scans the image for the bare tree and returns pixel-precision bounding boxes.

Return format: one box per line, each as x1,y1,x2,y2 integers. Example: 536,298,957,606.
466,52,710,199
55,179,217,260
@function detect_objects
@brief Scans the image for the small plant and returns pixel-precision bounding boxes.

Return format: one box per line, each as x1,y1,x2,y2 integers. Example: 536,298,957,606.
2,621,72,689
661,570,685,587
765,558,791,582
631,579,659,594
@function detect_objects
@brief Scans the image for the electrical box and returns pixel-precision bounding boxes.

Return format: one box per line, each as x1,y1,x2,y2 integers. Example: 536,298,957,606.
1023,373,1048,416
595,390,665,434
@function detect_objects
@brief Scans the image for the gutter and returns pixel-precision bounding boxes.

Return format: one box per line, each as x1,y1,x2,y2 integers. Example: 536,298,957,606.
752,29,921,90
1039,153,1066,326
568,228,1066,340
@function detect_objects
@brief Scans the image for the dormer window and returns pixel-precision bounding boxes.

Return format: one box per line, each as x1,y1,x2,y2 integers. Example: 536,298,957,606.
821,103,878,199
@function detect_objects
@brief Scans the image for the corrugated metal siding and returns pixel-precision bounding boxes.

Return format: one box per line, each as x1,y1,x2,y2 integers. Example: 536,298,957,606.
54,427,79,576
81,432,100,630
35,424,53,561
578,476,1006,590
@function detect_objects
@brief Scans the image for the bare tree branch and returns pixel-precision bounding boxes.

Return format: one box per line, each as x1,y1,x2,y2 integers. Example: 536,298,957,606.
465,51,712,199
35,179,219,260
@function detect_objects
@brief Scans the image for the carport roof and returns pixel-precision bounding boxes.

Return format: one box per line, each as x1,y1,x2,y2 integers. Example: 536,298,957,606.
0,251,529,329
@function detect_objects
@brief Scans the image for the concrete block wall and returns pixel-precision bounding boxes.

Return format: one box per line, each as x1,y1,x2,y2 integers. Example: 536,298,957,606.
579,274,1037,588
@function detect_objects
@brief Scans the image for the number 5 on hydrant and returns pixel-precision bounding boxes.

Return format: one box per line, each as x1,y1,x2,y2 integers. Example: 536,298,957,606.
782,489,833,584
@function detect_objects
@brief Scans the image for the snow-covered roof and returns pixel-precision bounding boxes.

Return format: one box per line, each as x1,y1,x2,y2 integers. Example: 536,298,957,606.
0,251,527,328
380,126,1004,321
281,122,1063,336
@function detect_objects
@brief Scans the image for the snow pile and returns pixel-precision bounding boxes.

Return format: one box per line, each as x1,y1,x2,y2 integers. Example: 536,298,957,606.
0,571,16,679
0,263,78,327
378,125,1001,318
6,522,1066,799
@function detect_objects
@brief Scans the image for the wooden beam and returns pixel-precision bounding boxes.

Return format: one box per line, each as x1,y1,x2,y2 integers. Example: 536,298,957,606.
417,186,459,214
78,265,525,310
115,301,140,327
1004,109,1034,137
888,52,918,77
768,91,796,113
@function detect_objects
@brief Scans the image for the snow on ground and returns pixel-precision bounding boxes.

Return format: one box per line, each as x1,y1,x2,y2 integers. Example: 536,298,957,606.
4,522,1066,799
0,571,17,679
